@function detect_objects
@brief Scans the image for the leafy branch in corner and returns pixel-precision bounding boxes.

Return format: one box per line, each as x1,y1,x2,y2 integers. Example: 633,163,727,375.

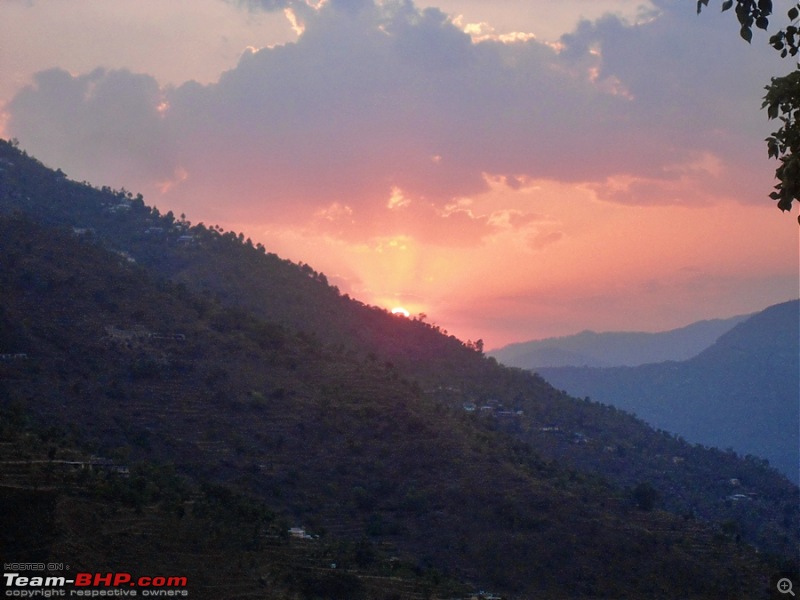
697,0,800,220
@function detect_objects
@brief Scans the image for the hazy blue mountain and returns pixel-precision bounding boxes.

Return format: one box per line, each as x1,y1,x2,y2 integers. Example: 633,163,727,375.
489,315,750,368
537,300,800,482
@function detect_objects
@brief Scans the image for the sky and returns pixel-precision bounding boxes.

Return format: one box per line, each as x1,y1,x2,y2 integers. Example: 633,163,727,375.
1,0,798,348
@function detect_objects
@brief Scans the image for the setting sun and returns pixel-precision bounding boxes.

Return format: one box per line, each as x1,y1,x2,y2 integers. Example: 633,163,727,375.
391,306,410,317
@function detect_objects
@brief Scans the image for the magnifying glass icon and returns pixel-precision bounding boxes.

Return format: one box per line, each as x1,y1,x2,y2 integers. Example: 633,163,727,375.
778,578,795,596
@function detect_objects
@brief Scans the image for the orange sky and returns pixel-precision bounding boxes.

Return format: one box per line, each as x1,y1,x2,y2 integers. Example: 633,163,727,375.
1,0,797,348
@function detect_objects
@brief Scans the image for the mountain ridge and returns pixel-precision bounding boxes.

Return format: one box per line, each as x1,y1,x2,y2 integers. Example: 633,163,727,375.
489,314,752,368
537,299,800,482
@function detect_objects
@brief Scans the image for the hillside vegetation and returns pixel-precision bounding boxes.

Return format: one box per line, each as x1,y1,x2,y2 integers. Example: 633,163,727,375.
1,138,798,599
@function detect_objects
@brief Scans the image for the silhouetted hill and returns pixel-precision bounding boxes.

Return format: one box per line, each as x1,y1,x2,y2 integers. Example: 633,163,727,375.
0,138,480,379
538,300,800,483
490,315,749,368
1,138,798,598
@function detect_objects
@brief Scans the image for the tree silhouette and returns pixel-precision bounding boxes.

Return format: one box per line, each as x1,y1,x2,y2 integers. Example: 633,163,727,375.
697,1,800,220
632,482,659,511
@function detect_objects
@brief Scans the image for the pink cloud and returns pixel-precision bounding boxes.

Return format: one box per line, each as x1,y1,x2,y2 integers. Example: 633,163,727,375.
4,0,788,245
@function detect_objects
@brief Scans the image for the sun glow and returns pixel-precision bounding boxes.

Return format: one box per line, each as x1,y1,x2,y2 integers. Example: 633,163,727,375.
391,307,411,317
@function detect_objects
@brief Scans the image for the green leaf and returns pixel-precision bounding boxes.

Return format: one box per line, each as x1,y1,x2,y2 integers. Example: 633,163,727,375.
790,7,799,21
768,140,780,158
768,104,779,119
722,0,734,11
740,25,753,42
756,16,769,29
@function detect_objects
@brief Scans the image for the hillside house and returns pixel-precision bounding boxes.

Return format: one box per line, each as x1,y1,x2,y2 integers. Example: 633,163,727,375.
41,459,130,477
151,333,186,342
105,325,151,340
496,410,523,418
106,202,131,213
288,527,314,539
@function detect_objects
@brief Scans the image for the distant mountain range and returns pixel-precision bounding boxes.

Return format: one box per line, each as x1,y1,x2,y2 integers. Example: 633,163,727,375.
537,300,800,482
489,314,751,369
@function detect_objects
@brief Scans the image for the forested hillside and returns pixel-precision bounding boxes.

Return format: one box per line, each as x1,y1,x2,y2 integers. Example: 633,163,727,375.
1,138,798,599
